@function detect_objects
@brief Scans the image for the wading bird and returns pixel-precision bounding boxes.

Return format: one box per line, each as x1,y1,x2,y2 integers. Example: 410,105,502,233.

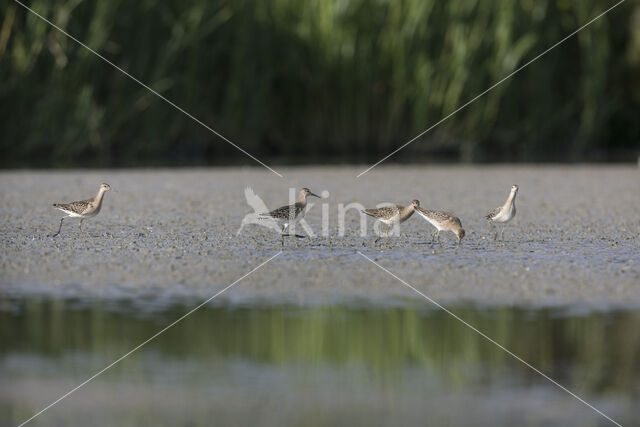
486,184,518,240
50,183,111,237
363,200,420,243
260,188,321,244
415,207,466,246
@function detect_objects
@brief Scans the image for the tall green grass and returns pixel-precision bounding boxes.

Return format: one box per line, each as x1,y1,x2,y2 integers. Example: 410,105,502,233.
0,0,638,166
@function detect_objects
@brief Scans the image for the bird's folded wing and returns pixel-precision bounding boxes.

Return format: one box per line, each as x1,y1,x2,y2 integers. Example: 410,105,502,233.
54,200,91,214
486,207,500,219
263,204,300,219
414,207,432,220
363,206,398,219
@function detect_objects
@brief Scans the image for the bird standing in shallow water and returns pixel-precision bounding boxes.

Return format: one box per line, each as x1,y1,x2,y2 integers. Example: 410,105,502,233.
259,188,320,244
486,184,518,240
51,183,111,237
415,207,466,246
363,200,420,243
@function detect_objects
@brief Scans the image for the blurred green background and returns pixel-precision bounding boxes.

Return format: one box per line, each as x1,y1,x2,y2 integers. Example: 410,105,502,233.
0,0,638,167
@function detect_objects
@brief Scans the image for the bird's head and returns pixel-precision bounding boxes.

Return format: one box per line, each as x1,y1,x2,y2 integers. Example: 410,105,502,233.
301,188,320,198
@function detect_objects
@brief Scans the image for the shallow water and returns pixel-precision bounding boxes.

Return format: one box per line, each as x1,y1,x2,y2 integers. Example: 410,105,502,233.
1,298,639,426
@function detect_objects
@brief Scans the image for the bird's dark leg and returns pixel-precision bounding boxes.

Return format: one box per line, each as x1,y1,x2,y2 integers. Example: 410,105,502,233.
488,220,497,240
436,231,441,244
51,218,64,237
374,225,382,244
500,226,505,241
79,218,84,232
281,224,287,246
283,221,304,239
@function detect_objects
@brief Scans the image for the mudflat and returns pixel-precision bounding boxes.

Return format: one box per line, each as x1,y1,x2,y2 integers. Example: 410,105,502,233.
1,165,638,311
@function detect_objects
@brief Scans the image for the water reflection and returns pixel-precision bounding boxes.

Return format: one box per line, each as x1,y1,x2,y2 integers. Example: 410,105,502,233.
1,298,638,426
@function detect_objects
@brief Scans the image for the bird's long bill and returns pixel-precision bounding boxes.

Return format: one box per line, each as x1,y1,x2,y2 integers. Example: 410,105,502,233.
309,192,321,198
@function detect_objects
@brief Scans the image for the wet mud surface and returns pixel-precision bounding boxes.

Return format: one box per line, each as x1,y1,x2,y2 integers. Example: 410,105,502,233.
1,166,638,311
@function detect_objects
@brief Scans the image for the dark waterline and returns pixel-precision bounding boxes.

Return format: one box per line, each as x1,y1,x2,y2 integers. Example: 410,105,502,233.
1,298,638,426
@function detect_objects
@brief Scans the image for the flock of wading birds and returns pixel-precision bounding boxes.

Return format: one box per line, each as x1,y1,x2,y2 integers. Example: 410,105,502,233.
50,183,520,246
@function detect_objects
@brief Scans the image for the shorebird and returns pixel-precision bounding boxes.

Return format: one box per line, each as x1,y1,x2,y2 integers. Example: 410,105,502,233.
363,200,420,243
259,187,320,244
486,184,519,240
415,207,466,246
50,183,111,237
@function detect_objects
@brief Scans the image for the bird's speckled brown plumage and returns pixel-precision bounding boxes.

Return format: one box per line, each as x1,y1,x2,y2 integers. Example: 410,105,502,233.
53,199,93,215
416,208,462,227
415,207,466,244
363,206,400,220
485,206,501,220
50,183,111,237
363,200,419,224
261,203,305,220
258,188,321,243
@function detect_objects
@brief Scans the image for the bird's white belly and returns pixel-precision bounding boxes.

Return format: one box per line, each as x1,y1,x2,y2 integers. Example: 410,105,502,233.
376,213,400,225
58,209,83,218
493,207,514,223
379,216,398,226
425,218,446,231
